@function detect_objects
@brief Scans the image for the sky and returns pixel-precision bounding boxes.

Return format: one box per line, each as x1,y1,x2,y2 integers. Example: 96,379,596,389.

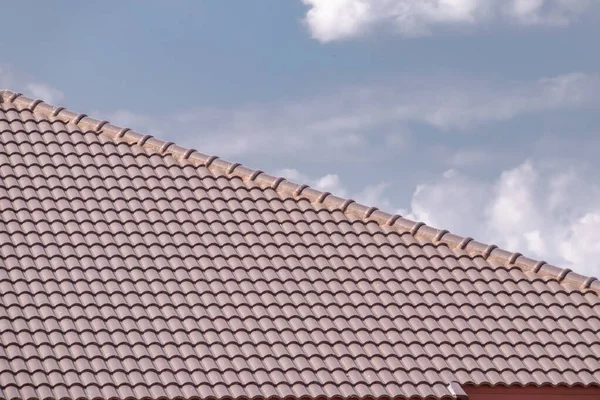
1,0,600,276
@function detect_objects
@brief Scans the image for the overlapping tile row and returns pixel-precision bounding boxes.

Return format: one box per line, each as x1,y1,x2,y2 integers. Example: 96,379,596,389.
0,102,599,400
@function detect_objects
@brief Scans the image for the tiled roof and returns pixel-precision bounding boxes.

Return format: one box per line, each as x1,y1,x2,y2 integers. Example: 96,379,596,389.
0,89,599,400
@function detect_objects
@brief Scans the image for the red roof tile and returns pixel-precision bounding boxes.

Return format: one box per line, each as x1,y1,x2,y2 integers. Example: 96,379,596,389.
0,89,599,400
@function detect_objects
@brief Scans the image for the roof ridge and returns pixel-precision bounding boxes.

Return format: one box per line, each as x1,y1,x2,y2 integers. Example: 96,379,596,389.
2,89,598,295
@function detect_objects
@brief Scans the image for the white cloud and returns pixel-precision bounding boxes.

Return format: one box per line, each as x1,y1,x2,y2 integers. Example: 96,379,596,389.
100,73,600,159
25,83,64,104
560,213,600,270
278,162,600,278
354,182,392,207
421,73,599,130
0,64,63,103
277,168,404,214
278,168,349,197
279,169,351,198
406,160,600,277
301,0,595,41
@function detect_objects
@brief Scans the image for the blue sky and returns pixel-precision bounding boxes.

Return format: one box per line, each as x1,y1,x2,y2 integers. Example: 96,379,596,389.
2,0,600,276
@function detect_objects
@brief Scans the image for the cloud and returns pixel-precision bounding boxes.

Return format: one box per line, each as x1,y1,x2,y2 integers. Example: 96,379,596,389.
277,168,403,214
0,64,63,104
301,0,595,41
278,168,349,197
100,72,600,159
277,162,600,279
24,83,64,105
420,73,599,130
405,160,600,277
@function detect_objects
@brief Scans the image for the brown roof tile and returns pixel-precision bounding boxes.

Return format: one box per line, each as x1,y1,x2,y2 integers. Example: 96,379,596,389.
0,89,600,400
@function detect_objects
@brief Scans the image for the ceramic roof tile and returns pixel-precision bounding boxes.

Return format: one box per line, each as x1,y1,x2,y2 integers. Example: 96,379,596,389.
1,90,600,400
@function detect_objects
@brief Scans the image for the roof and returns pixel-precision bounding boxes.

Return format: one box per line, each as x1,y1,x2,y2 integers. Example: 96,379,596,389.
0,88,599,400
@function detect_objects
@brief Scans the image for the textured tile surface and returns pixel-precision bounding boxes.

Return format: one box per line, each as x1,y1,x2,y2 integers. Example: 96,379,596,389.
0,98,600,400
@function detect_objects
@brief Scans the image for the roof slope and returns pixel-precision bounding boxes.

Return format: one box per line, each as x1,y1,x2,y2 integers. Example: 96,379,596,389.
0,89,599,400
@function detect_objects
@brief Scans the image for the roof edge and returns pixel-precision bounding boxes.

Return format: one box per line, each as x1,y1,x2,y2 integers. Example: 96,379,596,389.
1,89,598,295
